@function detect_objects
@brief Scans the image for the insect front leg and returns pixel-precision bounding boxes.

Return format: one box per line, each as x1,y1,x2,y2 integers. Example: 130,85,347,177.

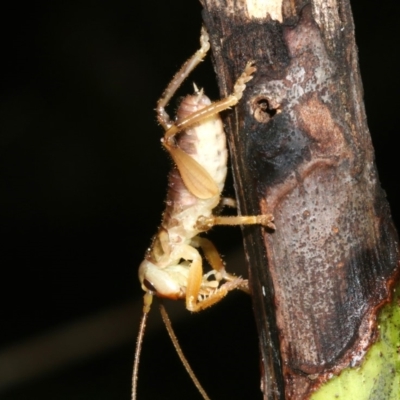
187,236,250,311
172,241,245,312
171,244,205,311
191,236,244,283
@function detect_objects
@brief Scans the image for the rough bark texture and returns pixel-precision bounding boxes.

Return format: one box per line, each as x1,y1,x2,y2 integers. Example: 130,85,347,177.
200,0,400,399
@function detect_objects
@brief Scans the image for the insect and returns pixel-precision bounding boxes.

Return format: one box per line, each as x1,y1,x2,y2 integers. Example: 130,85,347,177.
132,27,275,400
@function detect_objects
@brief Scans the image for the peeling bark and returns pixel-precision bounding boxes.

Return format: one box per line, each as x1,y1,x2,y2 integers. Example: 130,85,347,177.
200,1,400,399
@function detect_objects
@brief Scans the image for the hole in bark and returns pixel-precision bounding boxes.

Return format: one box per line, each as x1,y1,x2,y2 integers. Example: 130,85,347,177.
252,97,278,123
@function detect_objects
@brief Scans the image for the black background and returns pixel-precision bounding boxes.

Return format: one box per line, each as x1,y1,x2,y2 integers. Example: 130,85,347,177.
1,1,399,399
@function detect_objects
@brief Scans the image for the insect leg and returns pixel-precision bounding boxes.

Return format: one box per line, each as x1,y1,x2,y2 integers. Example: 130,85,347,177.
185,236,249,311
163,60,256,141
170,244,204,311
158,302,211,400
165,144,220,199
188,276,249,312
197,214,276,230
192,236,225,275
162,61,257,200
193,236,249,292
156,27,210,130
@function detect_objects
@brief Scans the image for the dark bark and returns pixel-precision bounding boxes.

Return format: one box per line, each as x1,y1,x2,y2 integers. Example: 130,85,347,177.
200,1,400,399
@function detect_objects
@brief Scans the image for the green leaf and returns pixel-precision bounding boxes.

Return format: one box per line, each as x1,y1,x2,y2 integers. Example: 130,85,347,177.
311,283,400,400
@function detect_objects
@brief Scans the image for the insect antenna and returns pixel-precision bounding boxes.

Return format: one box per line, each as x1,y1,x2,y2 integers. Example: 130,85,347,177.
131,313,147,399
132,294,211,400
159,301,211,400
131,292,153,400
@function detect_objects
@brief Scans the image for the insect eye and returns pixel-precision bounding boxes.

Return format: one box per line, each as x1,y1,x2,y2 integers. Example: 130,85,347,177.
143,279,157,292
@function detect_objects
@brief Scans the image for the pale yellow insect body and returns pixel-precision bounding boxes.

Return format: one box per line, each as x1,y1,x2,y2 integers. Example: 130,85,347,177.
132,27,274,400
139,92,229,307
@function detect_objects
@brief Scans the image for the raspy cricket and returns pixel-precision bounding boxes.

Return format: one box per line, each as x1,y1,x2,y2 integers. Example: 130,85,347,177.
132,27,275,400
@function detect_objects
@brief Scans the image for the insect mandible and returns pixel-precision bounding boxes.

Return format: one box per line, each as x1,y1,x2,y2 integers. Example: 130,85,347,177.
132,27,275,400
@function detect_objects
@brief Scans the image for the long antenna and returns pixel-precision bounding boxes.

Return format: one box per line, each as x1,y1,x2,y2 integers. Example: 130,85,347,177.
131,293,153,400
159,301,211,400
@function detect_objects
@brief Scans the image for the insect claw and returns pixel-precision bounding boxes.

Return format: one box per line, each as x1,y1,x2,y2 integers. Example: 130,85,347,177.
259,214,276,230
267,221,276,230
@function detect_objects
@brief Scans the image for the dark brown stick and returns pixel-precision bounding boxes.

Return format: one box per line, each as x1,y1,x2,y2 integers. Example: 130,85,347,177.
200,1,400,399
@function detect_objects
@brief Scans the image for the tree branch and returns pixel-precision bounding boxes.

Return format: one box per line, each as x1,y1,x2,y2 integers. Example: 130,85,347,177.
200,0,400,398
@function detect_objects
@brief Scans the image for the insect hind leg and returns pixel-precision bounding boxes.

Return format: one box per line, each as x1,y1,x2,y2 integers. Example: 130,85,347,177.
156,27,210,130
164,60,257,141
